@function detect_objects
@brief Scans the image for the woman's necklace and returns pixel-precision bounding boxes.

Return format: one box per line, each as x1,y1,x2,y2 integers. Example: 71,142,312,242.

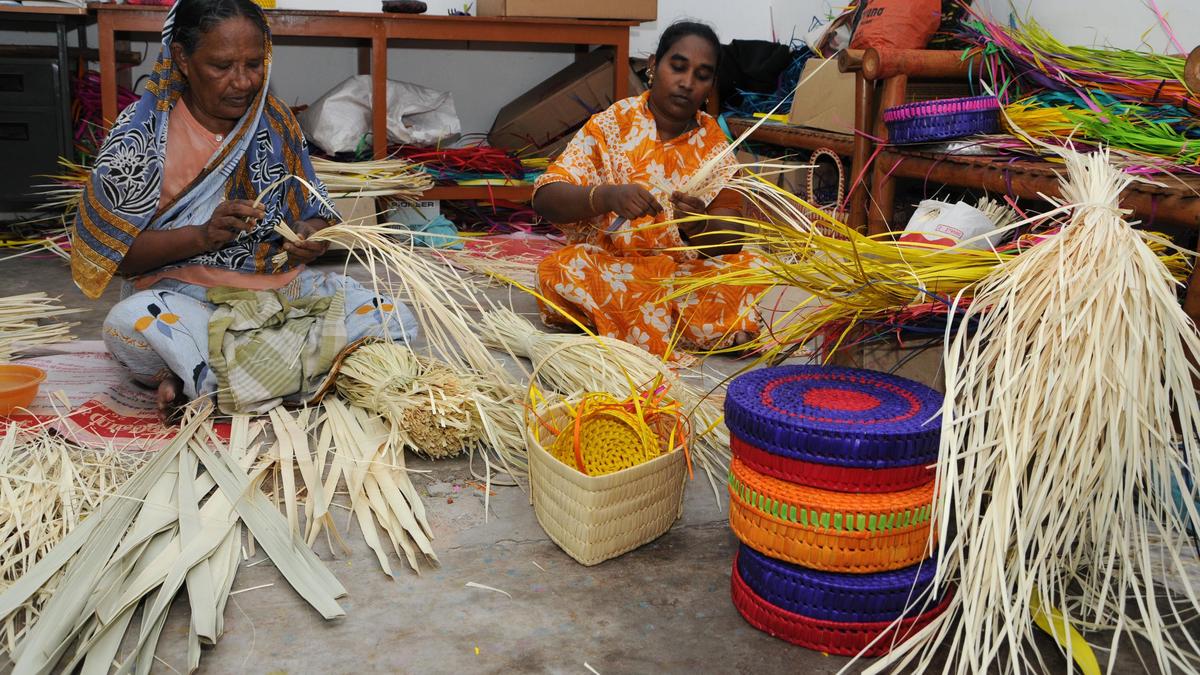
647,97,696,140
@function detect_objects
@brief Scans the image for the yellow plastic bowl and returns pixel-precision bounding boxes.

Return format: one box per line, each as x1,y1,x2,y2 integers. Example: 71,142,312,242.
0,364,45,415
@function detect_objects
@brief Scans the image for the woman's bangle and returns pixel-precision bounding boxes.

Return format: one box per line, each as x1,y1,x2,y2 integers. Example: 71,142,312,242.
588,184,603,215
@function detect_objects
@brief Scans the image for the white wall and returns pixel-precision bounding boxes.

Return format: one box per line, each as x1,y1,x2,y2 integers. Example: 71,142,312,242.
2,0,1197,135
974,0,1200,53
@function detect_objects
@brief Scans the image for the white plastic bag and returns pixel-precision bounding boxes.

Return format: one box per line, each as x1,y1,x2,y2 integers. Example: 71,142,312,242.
900,199,1004,250
300,75,461,154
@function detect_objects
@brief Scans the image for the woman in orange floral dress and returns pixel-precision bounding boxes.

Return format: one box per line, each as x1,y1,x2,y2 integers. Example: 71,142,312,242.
532,21,761,359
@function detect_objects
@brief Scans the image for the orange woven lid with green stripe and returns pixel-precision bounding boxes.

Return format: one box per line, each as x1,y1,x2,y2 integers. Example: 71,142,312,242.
728,458,935,573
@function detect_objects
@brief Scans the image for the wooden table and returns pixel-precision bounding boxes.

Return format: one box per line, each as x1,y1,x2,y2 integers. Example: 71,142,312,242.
0,5,91,164
93,4,639,180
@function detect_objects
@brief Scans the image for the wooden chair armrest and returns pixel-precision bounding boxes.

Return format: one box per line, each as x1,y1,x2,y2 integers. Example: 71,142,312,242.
839,49,866,73
862,48,978,81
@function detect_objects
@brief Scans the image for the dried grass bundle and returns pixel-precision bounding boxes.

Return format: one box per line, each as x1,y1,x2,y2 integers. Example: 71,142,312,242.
0,292,80,360
311,157,433,200
336,342,480,459
265,176,514,385
334,342,526,480
861,151,1200,674
668,174,1190,362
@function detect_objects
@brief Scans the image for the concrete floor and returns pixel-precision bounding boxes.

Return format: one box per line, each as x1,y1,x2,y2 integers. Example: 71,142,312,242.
7,254,1193,674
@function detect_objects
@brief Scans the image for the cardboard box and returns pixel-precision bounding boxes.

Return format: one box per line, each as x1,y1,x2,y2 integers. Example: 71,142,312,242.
332,196,380,227
387,199,441,226
788,59,857,135
832,341,945,393
489,48,643,157
477,0,655,20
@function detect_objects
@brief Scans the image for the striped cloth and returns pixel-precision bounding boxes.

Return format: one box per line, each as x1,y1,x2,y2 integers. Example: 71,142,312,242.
207,286,346,415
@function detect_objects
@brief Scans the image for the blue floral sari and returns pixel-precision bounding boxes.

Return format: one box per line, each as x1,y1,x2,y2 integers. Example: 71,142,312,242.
71,4,337,299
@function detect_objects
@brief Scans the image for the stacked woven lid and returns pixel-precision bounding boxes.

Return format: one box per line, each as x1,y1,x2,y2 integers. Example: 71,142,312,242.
724,365,953,656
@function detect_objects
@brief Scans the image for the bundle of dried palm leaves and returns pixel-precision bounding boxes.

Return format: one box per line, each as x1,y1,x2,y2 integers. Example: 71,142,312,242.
0,292,79,360
861,151,1200,674
0,424,146,653
0,408,348,674
311,157,433,200
334,342,526,482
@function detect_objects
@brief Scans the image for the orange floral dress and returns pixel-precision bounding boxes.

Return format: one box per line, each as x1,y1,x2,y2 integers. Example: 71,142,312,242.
535,92,762,358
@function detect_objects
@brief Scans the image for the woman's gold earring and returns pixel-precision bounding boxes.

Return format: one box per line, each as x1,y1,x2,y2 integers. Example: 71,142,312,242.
647,70,654,87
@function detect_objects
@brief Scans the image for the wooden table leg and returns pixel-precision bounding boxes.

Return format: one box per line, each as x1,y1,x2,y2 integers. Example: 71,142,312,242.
99,10,117,132
848,72,872,233
358,46,371,75
868,75,906,234
613,29,629,101
372,24,388,160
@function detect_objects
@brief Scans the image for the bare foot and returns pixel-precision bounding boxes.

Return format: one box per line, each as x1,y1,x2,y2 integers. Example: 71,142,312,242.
157,374,187,425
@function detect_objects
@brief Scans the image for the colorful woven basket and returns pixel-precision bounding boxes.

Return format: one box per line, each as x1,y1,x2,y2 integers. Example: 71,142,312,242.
883,95,1000,145
725,366,942,471
728,458,934,573
736,545,942,623
731,434,935,493
732,555,953,657
527,403,687,566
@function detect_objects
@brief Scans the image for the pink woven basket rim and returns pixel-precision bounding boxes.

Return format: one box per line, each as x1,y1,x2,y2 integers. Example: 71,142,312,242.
883,95,1000,123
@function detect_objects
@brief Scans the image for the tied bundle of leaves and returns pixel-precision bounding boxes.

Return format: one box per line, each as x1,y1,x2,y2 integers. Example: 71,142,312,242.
861,150,1200,674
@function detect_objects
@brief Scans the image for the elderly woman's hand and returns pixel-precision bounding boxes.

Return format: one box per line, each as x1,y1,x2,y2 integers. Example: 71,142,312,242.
198,200,264,252
283,218,331,267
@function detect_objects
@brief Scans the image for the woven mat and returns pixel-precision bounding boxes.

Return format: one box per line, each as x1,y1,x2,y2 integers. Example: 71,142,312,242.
11,341,228,450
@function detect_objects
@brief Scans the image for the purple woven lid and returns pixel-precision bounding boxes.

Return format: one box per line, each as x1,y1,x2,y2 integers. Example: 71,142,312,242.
724,366,942,468
737,545,943,623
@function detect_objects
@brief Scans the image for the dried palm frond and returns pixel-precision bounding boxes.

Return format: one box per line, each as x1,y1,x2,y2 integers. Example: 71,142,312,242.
308,399,439,576
311,157,433,201
0,406,348,674
417,246,541,288
0,292,80,360
667,174,1191,363
861,150,1200,674
0,425,146,652
262,174,517,385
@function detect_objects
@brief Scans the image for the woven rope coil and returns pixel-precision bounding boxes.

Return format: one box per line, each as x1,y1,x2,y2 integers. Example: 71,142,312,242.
728,458,934,573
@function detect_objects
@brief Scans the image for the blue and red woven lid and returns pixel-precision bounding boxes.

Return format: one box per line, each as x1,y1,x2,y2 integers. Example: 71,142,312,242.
725,366,942,482
732,545,953,656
